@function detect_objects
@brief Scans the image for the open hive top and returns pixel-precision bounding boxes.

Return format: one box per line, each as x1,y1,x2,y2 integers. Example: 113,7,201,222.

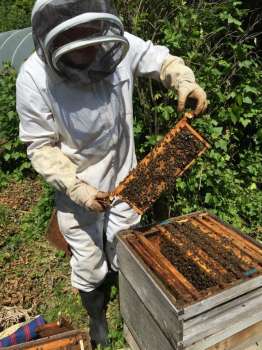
111,116,210,214
124,212,262,309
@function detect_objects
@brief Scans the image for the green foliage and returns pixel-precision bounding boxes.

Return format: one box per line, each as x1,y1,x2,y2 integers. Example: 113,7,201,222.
0,204,11,227
115,0,262,235
0,64,32,179
0,202,20,264
107,285,125,349
0,0,34,32
40,279,87,327
0,181,54,266
21,182,54,240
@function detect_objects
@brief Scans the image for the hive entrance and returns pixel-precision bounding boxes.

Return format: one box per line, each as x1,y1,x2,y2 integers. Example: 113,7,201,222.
126,212,262,308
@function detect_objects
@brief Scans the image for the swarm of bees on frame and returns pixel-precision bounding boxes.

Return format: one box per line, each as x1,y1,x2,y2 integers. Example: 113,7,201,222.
117,127,204,213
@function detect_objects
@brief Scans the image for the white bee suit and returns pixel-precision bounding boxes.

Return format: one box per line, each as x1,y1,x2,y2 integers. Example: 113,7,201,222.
17,32,169,292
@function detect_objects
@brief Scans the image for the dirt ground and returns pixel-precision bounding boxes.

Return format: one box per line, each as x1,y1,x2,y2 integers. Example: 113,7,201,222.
0,178,124,348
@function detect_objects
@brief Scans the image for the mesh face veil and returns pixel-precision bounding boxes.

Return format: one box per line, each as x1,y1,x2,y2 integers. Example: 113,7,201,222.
31,0,129,84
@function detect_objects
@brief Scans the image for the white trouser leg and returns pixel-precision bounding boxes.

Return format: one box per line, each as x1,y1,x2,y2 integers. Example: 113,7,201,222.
104,199,141,270
56,193,108,292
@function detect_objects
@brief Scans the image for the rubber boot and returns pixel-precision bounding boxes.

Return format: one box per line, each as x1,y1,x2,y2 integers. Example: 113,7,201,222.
79,286,109,349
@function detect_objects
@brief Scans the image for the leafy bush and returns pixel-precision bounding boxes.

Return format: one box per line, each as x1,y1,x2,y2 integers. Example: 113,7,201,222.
115,0,262,235
0,64,32,179
0,0,34,32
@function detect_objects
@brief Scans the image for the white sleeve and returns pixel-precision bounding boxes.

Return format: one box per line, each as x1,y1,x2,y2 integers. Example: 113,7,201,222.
125,32,170,80
16,66,59,159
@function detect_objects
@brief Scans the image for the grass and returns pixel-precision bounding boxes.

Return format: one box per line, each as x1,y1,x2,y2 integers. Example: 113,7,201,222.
0,204,11,226
0,176,125,349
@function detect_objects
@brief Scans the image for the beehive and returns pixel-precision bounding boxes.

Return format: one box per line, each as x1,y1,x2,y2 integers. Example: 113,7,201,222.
117,212,262,350
2,330,89,349
112,116,210,214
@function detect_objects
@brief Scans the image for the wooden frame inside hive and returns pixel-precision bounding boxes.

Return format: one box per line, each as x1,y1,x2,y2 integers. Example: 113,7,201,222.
122,211,262,310
111,117,210,214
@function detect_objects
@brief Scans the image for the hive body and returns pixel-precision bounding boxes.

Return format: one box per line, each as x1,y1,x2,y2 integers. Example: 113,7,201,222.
117,212,262,350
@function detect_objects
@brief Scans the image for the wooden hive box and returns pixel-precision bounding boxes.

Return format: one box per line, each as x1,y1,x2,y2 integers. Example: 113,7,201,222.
2,330,89,350
117,211,262,350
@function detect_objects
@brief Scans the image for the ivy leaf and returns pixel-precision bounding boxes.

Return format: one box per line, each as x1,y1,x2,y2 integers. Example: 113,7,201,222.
3,143,12,151
243,86,258,94
215,139,228,151
3,154,10,161
239,60,253,68
227,91,236,100
133,122,143,135
7,111,16,120
239,117,251,127
249,183,257,190
205,193,213,204
211,127,223,139
243,96,252,104
227,14,242,27
236,94,242,105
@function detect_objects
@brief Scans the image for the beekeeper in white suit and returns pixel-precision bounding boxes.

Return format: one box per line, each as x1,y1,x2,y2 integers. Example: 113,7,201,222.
16,0,207,347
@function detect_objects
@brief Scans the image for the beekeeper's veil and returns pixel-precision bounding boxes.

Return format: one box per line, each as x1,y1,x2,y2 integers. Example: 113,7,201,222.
31,0,129,84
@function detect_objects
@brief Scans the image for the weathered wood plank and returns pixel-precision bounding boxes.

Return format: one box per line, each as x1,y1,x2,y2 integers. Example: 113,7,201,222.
4,330,89,349
121,274,262,350
207,320,262,350
117,235,183,347
184,287,262,330
123,324,141,350
184,294,262,349
119,273,177,350
182,275,262,320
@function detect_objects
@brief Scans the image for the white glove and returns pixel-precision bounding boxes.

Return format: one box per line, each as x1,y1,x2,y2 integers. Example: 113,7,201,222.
160,55,207,115
67,180,109,212
31,145,109,212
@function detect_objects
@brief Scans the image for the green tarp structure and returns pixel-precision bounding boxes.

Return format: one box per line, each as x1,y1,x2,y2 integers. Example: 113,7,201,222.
0,27,34,71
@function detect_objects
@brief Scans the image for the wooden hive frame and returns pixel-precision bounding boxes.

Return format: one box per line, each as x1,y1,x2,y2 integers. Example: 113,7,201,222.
111,115,210,215
3,330,89,350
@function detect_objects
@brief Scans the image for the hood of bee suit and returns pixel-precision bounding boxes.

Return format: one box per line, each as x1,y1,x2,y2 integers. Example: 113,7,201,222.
31,0,129,84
